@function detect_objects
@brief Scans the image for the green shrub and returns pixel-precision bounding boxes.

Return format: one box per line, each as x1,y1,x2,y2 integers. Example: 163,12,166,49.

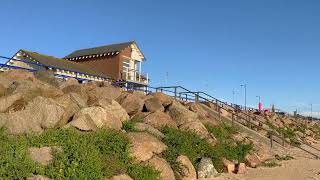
206,123,237,142
161,127,252,172
123,121,137,132
0,128,43,179
127,164,159,180
0,128,159,179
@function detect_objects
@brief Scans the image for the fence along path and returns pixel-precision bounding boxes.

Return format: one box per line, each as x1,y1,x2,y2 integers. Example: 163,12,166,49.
152,86,320,159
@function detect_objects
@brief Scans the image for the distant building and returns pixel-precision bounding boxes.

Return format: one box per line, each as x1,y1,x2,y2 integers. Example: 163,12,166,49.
1,41,149,89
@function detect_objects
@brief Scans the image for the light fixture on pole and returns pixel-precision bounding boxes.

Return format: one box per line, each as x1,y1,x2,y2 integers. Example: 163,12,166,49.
240,84,247,110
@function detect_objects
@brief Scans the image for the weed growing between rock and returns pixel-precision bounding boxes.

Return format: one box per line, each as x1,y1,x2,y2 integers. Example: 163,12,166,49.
0,128,159,180
162,125,253,173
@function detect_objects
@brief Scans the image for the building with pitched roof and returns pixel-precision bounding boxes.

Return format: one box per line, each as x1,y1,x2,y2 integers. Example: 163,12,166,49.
1,41,149,88
64,41,148,86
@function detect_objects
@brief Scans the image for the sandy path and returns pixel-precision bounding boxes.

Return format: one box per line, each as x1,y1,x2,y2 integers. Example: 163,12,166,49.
208,157,320,180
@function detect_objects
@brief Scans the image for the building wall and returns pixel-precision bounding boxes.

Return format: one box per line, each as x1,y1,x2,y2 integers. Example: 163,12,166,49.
73,55,121,80
70,46,134,81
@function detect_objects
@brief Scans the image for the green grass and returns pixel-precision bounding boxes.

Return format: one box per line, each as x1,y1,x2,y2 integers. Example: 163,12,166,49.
161,127,252,173
0,128,159,180
206,123,237,142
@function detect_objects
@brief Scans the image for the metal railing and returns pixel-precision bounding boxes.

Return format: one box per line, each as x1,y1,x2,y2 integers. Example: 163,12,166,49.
150,85,320,159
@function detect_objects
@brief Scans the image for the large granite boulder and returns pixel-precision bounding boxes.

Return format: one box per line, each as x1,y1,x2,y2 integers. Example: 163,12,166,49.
145,156,175,180
87,86,121,101
127,132,167,162
144,111,178,130
88,98,129,122
176,155,196,180
150,92,173,106
197,157,219,178
166,101,198,126
179,121,210,139
144,97,164,112
69,106,122,131
0,96,65,134
116,93,144,116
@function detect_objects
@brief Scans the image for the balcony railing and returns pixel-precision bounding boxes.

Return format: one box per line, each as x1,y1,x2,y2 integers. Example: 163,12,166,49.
121,68,149,84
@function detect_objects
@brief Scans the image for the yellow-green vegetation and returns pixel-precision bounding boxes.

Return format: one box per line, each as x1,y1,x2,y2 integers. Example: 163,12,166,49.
0,128,159,180
162,124,253,173
260,155,294,168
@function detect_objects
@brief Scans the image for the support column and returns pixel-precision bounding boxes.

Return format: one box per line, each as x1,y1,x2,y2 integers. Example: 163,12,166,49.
139,61,141,82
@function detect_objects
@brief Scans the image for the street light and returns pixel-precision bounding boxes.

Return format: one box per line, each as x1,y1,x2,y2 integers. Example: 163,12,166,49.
240,84,247,110
310,103,313,121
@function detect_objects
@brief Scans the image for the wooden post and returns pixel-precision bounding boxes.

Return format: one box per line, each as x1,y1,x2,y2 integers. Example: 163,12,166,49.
185,94,188,101
174,87,177,99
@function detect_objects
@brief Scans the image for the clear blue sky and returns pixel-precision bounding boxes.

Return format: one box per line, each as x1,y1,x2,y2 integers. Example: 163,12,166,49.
1,0,320,116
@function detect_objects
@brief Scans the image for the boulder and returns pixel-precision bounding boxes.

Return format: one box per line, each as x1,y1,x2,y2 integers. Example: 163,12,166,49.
34,70,60,87
0,84,6,97
0,92,23,113
131,112,151,121
26,175,51,180
1,69,35,81
54,93,87,127
179,121,210,139
0,75,13,88
145,156,175,180
197,157,219,178
28,146,63,165
166,101,198,126
150,92,173,106
127,132,167,162
60,78,79,89
222,158,235,173
134,122,165,139
0,96,65,134
236,163,247,174
7,80,63,100
109,174,133,180
245,153,261,168
132,91,146,99
116,93,144,116
70,106,122,131
87,86,121,101
89,98,129,122
176,155,196,180
62,84,89,102
187,102,209,118
144,97,164,112
144,111,178,130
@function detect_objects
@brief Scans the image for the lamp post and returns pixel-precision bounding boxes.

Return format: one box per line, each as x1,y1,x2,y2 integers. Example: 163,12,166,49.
240,84,247,110
310,103,313,121
232,89,236,105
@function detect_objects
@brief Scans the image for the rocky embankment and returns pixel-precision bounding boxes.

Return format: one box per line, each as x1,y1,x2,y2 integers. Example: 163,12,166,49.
0,70,301,180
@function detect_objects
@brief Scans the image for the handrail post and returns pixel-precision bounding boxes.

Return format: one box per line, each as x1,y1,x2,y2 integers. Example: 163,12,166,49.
195,93,199,103
218,107,221,121
215,99,218,111
174,87,177,99
185,94,188,101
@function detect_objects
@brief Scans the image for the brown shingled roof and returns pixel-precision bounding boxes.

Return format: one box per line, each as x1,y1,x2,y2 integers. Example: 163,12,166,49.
21,50,110,79
64,41,135,59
